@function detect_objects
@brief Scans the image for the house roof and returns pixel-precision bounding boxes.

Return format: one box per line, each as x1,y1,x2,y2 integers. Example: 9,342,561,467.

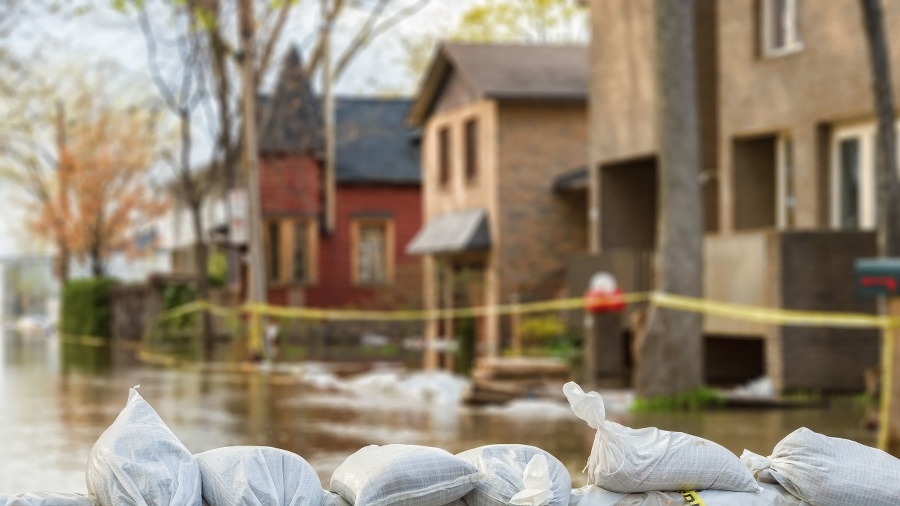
259,47,324,156
259,48,420,185
335,98,420,184
407,43,589,126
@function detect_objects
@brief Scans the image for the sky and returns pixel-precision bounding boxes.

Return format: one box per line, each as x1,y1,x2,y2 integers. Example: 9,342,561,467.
0,0,478,257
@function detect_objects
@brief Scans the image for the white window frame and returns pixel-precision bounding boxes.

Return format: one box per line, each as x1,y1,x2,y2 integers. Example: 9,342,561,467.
831,124,877,230
776,134,795,229
761,0,803,58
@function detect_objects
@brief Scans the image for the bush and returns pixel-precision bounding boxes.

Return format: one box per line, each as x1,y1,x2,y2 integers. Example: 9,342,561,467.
631,387,725,412
61,278,115,339
519,315,567,348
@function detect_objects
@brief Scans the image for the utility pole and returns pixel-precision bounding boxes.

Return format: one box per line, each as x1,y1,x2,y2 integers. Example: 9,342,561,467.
322,0,336,234
239,0,268,360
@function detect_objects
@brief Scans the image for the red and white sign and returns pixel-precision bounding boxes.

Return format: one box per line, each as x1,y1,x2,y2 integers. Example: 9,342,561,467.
228,189,248,245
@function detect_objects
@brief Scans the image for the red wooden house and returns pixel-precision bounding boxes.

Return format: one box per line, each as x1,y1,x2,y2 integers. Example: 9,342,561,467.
257,48,422,310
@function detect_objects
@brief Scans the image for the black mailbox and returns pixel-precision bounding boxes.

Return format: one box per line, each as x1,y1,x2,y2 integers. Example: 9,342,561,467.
855,258,900,297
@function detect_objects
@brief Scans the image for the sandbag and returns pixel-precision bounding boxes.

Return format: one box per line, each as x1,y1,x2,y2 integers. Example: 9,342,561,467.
195,446,325,506
456,445,571,506
325,492,352,506
330,444,480,506
86,388,202,506
0,493,97,506
742,427,900,506
563,382,758,494
576,483,807,506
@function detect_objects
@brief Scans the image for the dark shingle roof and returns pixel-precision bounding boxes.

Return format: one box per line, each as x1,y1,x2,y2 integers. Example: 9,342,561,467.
259,47,324,156
259,48,419,184
408,43,588,125
335,98,420,184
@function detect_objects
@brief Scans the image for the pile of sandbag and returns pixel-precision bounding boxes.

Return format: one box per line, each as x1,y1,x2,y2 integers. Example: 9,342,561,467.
6,383,900,506
563,381,900,506
0,388,575,506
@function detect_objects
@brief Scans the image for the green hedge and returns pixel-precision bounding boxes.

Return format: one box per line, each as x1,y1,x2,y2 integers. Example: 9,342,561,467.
60,278,115,339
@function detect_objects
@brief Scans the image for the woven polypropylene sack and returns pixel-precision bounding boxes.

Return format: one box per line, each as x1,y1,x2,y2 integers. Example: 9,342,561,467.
563,382,758,494
86,388,201,506
325,492,352,506
0,493,97,506
575,482,807,506
742,427,900,506
195,446,325,506
456,445,571,506
330,444,480,506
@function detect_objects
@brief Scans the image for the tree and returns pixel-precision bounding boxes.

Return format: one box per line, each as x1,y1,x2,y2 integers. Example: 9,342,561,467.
859,0,900,452
2,83,166,279
860,0,900,258
634,0,703,397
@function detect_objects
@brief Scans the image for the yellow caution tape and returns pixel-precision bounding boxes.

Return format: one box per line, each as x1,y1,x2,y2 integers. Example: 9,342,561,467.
652,292,898,329
678,490,707,506
156,291,900,328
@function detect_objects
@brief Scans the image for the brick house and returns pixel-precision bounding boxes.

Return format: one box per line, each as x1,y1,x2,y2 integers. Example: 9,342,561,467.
580,0,900,392
258,48,422,310
406,43,589,369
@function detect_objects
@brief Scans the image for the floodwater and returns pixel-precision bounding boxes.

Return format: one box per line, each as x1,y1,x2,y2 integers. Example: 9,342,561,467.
0,329,878,494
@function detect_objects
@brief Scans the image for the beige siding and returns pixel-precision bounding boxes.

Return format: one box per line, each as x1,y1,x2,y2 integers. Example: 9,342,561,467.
718,0,900,231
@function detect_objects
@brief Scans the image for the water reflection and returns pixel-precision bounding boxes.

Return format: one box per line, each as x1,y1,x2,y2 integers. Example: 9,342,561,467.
0,329,879,494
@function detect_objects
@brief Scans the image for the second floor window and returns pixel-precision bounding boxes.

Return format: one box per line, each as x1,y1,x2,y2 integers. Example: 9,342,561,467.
762,0,802,57
439,127,451,188
465,118,479,183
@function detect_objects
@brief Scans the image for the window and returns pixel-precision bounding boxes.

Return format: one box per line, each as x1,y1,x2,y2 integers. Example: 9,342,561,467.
352,219,394,285
438,127,451,188
265,219,317,284
761,0,802,57
267,221,280,282
464,118,479,183
831,125,876,230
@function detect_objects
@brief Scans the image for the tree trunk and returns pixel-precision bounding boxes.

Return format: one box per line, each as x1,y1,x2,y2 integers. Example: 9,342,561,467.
860,0,900,453
190,200,214,361
861,0,900,258
635,0,704,397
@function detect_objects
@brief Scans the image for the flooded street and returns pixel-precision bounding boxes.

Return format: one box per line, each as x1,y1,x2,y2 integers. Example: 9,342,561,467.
0,329,877,494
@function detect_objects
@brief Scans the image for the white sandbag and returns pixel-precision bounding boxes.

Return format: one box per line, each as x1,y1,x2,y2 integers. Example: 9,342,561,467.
325,492,352,506
86,388,202,506
195,446,325,506
742,426,900,506
563,382,758,494
330,444,480,506
0,493,97,506
569,486,592,506
577,482,807,506
456,445,571,506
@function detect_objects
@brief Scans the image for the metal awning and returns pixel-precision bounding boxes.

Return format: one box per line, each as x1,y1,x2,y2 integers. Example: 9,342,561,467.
406,208,491,255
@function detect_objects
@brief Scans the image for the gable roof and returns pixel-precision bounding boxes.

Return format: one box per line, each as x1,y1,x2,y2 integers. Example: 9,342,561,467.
259,48,419,184
407,43,589,126
335,98,420,184
259,47,324,156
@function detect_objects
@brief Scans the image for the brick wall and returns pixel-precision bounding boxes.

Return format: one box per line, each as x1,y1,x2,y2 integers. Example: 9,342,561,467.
774,231,878,392
497,101,589,301
259,154,322,216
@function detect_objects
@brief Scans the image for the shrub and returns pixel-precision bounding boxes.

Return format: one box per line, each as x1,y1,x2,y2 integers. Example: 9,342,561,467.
61,278,115,339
